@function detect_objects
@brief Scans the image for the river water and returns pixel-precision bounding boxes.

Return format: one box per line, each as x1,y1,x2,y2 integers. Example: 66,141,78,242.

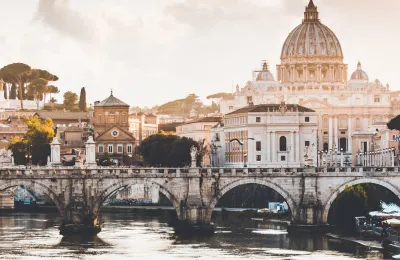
0,211,389,259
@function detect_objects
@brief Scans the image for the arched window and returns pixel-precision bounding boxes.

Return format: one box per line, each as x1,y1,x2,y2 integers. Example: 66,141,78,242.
280,136,287,152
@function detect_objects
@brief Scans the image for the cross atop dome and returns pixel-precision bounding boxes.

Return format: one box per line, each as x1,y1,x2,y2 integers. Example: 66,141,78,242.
304,0,319,22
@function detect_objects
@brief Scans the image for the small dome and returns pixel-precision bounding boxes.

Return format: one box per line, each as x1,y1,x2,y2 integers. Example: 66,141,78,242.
256,62,275,81
281,0,343,59
350,62,369,81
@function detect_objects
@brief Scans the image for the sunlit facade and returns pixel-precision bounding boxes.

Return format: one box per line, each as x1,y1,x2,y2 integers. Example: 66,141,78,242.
219,1,400,163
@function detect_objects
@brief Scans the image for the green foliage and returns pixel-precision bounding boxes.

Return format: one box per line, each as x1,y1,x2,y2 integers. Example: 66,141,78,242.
9,116,54,165
0,63,31,109
139,134,204,167
207,92,233,100
0,63,58,109
63,91,78,111
157,94,199,115
24,115,54,145
388,115,400,130
328,184,400,232
79,87,87,111
9,83,16,99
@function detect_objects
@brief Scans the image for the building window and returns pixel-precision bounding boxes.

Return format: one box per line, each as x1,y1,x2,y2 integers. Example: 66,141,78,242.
323,131,328,135
127,144,133,154
256,155,261,161
305,117,310,122
374,96,380,103
323,143,328,152
281,156,286,161
256,117,261,123
256,141,261,151
98,114,102,123
279,136,287,151
108,144,113,153
122,113,126,123
117,144,123,154
98,145,104,153
305,141,310,147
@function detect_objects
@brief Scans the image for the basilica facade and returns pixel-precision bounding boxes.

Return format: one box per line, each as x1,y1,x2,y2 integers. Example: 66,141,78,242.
219,0,400,165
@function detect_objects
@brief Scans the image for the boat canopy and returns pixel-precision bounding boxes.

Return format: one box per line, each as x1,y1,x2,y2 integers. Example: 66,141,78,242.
382,218,400,227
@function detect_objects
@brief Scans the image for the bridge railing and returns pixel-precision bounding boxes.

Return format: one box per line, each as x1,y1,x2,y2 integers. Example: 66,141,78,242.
0,166,398,177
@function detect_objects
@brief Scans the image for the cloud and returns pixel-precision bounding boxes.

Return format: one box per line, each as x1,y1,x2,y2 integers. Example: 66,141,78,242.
34,0,96,42
163,0,274,30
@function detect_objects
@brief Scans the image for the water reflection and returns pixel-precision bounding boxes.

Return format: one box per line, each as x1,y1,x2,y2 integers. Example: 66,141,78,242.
0,211,388,259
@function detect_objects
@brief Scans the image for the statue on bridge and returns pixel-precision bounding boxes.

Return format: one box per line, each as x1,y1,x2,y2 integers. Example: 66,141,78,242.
190,146,198,168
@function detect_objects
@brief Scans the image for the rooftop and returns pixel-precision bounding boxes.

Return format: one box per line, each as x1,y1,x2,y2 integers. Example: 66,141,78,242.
180,117,223,126
94,91,129,107
36,112,91,120
227,103,315,115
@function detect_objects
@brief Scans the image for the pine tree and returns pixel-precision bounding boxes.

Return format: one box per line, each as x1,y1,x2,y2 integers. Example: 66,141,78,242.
10,83,16,99
79,87,87,111
3,84,7,99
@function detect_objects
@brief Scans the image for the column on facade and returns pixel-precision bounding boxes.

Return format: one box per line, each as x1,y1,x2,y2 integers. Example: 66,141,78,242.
296,131,300,163
266,131,271,162
272,131,276,163
302,66,306,82
391,149,395,167
328,117,333,150
290,131,294,163
334,117,338,150
347,117,352,154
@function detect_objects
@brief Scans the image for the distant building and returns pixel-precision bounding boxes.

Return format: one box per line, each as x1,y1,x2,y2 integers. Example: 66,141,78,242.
128,113,158,145
93,91,135,165
158,122,181,135
212,103,318,168
176,117,222,166
218,1,400,164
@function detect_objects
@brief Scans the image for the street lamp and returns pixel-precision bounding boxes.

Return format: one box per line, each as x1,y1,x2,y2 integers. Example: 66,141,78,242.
229,138,255,168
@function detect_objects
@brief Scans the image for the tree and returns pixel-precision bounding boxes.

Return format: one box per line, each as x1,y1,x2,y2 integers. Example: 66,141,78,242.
63,91,78,111
27,78,48,111
79,87,87,111
9,83,16,99
0,63,32,109
47,85,59,100
139,134,204,167
9,115,54,165
388,115,400,130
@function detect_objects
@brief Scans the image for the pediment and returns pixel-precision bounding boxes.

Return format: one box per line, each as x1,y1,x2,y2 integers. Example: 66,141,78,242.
95,126,135,141
300,98,332,109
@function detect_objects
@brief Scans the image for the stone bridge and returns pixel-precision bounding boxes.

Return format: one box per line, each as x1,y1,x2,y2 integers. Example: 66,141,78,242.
1,166,400,235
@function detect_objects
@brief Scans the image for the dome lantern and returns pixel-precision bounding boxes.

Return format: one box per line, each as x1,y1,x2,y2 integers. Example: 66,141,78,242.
304,0,319,22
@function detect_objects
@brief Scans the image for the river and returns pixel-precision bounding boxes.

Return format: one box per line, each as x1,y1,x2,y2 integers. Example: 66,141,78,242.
0,211,390,259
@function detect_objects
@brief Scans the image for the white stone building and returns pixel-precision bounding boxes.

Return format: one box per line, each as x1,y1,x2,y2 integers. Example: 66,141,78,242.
129,113,158,145
219,1,400,163
212,103,318,168
176,117,222,166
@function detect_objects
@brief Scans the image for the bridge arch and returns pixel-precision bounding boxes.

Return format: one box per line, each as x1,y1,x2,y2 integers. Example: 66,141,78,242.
207,179,297,221
322,178,400,223
94,179,181,218
0,179,64,216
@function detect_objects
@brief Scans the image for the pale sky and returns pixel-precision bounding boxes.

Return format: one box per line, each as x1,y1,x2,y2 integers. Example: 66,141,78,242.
1,0,400,107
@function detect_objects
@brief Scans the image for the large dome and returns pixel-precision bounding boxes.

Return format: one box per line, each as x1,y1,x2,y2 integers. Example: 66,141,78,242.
281,0,343,60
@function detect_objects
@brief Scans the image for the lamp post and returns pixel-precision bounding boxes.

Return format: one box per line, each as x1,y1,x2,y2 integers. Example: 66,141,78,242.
229,138,255,168
340,148,344,167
